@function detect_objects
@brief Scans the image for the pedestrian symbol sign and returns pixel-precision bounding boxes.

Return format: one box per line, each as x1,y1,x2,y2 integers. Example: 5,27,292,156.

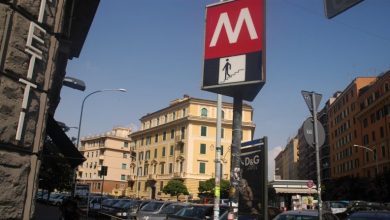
219,55,246,84
202,0,265,101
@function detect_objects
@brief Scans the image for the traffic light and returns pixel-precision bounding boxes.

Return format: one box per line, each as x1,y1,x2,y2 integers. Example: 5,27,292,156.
100,166,108,176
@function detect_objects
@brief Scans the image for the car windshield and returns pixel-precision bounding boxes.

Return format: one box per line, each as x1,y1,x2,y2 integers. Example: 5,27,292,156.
112,199,132,208
176,206,209,218
160,203,186,214
140,201,165,211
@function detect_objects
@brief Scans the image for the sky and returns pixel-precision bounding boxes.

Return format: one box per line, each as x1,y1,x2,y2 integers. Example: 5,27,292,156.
55,0,390,179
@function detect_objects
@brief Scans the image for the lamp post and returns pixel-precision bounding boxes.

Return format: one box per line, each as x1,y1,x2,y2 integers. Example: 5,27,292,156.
76,88,127,149
73,88,126,197
353,144,379,175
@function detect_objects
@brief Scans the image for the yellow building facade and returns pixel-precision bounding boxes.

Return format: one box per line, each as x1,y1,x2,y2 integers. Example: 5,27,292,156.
128,96,255,200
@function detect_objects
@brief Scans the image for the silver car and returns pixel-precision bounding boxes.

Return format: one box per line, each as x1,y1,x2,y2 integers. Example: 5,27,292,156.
136,200,174,220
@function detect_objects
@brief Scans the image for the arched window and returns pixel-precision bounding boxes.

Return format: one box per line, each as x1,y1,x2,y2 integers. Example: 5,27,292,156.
201,108,208,117
221,110,225,119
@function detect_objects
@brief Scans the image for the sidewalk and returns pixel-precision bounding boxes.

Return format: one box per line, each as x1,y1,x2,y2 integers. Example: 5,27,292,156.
33,203,95,220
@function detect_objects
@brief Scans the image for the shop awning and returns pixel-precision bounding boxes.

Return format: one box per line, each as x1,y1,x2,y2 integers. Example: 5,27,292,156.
275,188,317,194
46,115,85,168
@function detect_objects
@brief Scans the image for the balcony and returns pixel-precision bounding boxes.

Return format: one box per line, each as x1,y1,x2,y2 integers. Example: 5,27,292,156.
127,175,136,181
99,155,104,160
148,174,157,180
175,136,184,144
173,172,185,179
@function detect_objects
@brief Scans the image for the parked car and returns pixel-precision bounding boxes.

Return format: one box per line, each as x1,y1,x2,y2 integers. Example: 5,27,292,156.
346,211,390,220
48,193,69,206
137,200,174,220
272,210,339,220
99,198,122,217
140,202,190,220
323,201,349,214
167,204,229,220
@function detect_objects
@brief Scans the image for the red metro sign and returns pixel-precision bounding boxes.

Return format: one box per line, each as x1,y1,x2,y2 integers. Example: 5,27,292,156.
202,0,265,101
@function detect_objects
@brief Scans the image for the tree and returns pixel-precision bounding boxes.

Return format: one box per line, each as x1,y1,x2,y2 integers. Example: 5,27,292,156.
198,178,230,199
38,136,74,199
162,180,189,201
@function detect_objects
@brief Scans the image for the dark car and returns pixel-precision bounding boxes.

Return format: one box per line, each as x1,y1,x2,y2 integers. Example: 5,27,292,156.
137,200,174,220
272,210,339,220
141,202,190,220
346,211,390,220
167,204,229,220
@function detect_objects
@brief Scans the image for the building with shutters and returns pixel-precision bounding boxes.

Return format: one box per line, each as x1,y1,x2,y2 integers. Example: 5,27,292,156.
128,95,255,200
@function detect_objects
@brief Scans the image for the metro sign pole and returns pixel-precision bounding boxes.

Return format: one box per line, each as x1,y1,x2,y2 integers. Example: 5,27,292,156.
202,1,265,220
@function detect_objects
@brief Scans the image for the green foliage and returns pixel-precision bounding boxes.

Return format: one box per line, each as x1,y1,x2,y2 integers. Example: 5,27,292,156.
198,178,230,199
39,137,74,193
323,170,390,202
162,180,189,200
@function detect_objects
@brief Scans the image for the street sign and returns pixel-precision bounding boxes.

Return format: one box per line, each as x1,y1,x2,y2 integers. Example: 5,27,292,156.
202,0,265,101
303,117,325,148
307,180,314,189
324,0,364,19
301,91,322,114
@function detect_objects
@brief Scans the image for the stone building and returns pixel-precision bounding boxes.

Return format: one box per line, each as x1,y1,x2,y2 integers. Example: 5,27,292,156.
0,0,99,219
128,95,255,200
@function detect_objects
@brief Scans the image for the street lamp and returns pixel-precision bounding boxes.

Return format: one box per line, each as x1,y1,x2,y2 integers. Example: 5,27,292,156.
353,144,379,175
73,88,126,198
76,88,127,149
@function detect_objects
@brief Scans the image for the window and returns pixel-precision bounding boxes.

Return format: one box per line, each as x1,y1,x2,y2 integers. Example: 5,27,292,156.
200,144,206,154
154,149,158,158
199,162,206,174
160,181,164,191
123,153,128,159
181,127,185,139
382,145,386,157
221,128,224,138
163,131,167,141
171,129,175,139
201,126,207,137
160,164,165,174
146,150,150,160
139,152,144,160
155,134,158,143
162,147,166,157
182,108,186,117
170,145,174,156
221,110,225,119
201,108,208,117
220,145,224,156
173,112,176,120
124,142,128,148
121,175,126,181
169,163,173,174
122,163,127,169
144,165,148,175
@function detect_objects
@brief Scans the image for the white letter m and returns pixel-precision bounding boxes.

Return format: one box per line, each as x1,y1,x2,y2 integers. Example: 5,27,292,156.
209,8,258,47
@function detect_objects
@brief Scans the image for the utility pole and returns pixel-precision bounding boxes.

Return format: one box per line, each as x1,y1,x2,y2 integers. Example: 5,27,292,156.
228,97,242,220
214,94,222,220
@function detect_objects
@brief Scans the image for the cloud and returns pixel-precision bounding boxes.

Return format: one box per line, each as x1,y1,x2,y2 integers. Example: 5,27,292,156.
268,146,283,180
